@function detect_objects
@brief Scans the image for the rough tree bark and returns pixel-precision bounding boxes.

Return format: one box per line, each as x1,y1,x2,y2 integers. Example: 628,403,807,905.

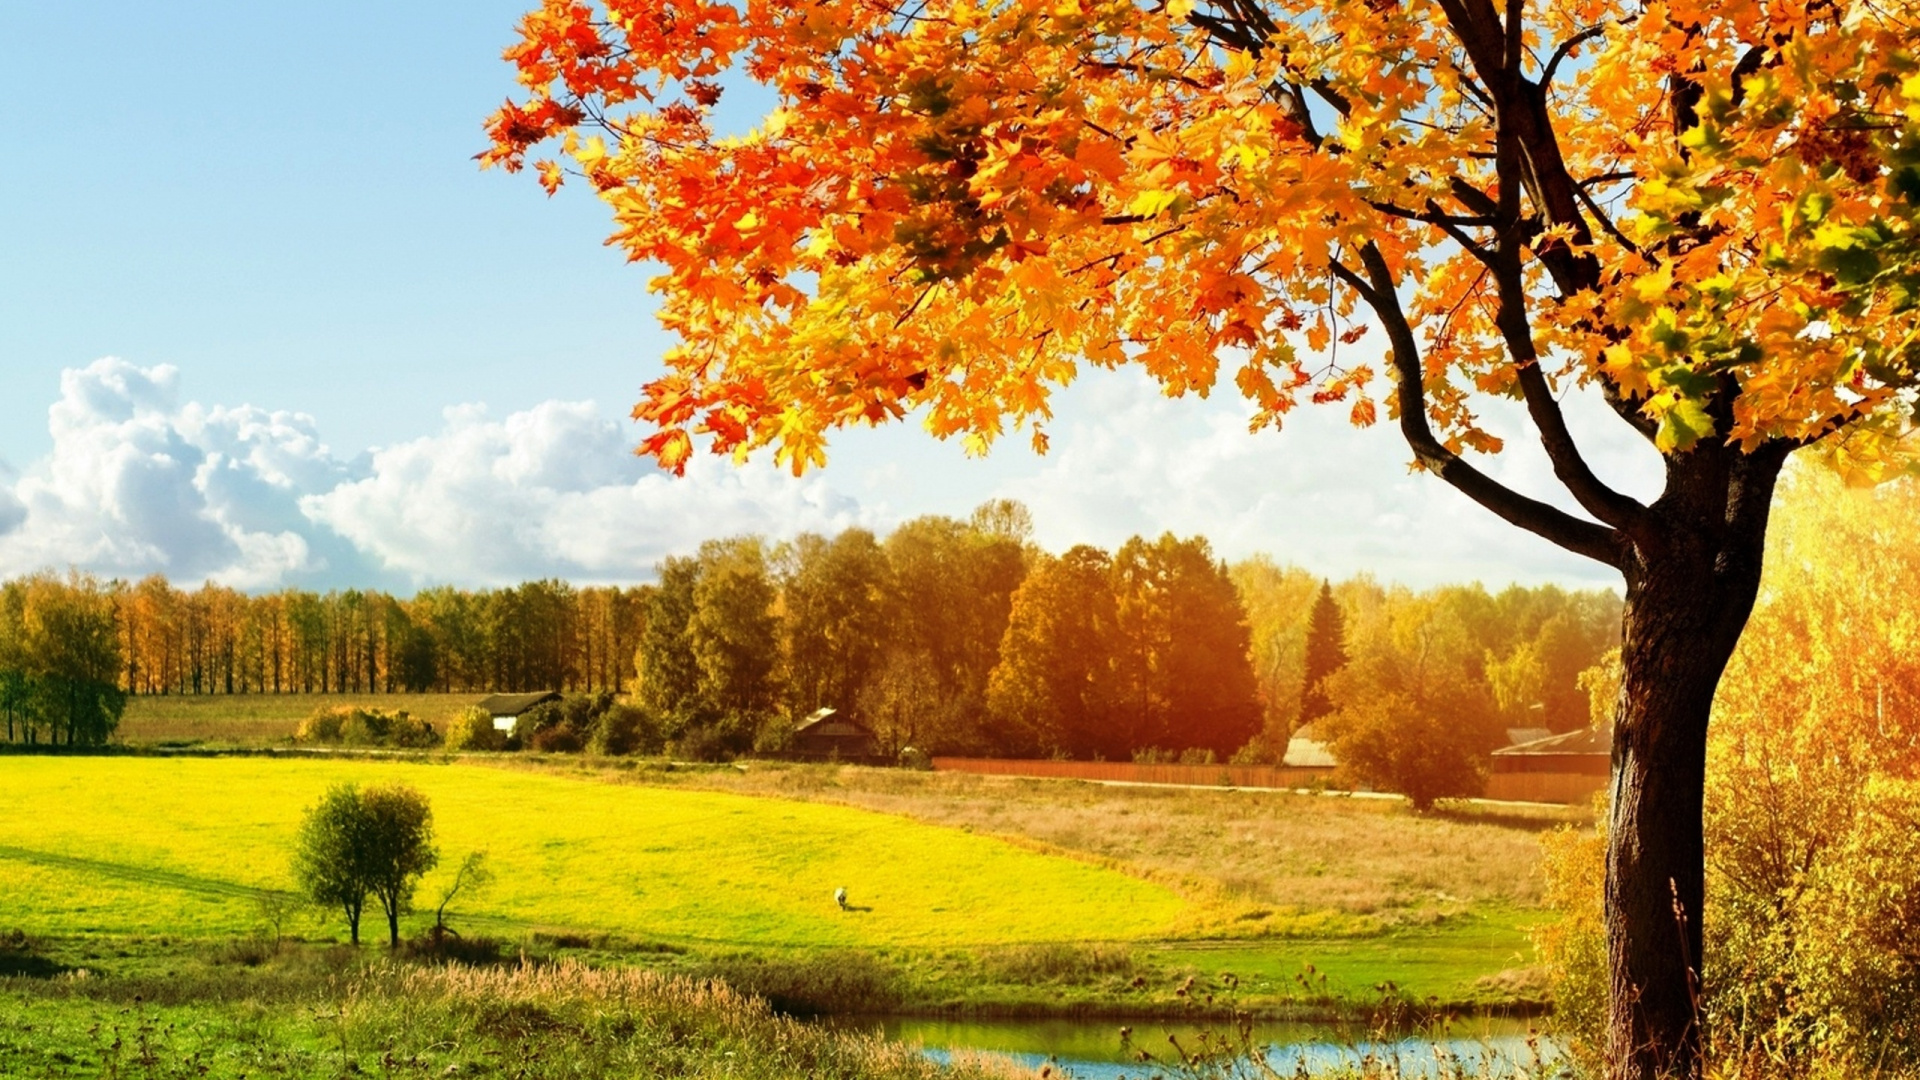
1604,441,1789,1076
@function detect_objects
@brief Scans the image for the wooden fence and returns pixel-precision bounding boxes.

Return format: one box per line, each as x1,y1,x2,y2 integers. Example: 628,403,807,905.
1483,771,1608,805
934,756,1607,805
931,757,1339,789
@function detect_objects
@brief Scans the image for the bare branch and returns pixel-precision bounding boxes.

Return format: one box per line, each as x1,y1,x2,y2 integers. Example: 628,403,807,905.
1542,25,1606,87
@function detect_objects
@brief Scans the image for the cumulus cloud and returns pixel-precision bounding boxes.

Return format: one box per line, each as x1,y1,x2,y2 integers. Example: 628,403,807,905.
0,360,353,589
303,400,869,586
0,358,1660,592
994,368,1663,589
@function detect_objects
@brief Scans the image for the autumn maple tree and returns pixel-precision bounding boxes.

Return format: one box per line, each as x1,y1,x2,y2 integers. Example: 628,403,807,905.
484,0,1920,1074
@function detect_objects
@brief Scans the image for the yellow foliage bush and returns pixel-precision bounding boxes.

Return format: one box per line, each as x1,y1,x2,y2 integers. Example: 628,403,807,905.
443,705,505,752
295,706,440,749
1529,802,1607,1073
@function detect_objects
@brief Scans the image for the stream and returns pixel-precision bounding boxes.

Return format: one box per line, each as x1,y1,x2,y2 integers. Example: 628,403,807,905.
839,1015,1563,1078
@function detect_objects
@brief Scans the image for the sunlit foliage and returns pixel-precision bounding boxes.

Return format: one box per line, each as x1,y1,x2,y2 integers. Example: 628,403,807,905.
1539,468,1920,1076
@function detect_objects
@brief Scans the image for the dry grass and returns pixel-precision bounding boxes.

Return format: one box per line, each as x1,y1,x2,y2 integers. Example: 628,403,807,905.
624,764,1588,924
116,693,488,745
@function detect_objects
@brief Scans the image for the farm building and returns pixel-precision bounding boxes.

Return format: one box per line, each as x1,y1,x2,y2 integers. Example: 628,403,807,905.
1282,722,1338,773
477,691,562,732
790,708,879,762
1485,726,1610,804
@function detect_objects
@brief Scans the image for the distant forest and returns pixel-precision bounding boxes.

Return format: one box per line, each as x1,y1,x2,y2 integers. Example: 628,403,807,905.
0,499,1618,759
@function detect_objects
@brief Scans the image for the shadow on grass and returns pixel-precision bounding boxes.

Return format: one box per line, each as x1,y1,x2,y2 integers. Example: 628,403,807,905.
0,930,69,979
1425,802,1587,834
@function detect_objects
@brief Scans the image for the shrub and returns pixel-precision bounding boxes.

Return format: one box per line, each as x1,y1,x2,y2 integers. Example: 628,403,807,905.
512,702,563,746
530,724,584,753
445,706,506,752
297,707,440,749
588,704,659,756
295,708,347,743
1529,807,1607,1072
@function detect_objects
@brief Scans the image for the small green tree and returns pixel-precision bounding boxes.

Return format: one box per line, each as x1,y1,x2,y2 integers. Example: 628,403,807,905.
431,851,494,941
292,783,439,948
293,784,372,945
359,784,438,948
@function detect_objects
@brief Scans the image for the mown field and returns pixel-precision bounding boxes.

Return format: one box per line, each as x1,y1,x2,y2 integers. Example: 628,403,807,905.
0,757,1181,948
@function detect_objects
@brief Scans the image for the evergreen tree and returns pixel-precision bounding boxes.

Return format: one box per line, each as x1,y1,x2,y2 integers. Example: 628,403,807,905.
1298,581,1347,728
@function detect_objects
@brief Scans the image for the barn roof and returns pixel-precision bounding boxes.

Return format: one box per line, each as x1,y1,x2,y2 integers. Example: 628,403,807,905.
477,691,561,717
1493,727,1610,756
1505,727,1553,747
794,707,873,736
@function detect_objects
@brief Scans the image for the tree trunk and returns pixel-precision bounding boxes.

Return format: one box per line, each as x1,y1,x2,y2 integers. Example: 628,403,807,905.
1606,443,1786,1080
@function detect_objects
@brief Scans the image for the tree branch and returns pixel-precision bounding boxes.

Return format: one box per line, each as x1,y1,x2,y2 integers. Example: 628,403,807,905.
1542,25,1606,88
1339,244,1624,568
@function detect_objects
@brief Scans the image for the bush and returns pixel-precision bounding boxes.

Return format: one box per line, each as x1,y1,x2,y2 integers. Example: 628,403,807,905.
530,724,584,753
588,704,660,756
1529,807,1607,1072
445,706,506,752
511,692,623,753
296,707,441,749
295,708,346,743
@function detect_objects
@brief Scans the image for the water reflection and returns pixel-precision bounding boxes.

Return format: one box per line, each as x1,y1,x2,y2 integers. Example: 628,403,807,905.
846,1015,1562,1078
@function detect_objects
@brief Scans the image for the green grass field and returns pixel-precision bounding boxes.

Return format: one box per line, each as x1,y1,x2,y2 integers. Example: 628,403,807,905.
0,757,1182,947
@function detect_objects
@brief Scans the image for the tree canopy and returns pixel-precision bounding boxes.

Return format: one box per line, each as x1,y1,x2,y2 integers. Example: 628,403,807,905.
293,782,439,948
485,0,1919,483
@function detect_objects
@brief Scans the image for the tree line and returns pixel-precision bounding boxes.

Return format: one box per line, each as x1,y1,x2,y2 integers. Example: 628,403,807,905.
0,499,1619,768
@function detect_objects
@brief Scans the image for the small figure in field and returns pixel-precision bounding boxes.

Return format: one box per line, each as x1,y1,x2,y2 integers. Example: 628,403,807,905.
834,887,849,910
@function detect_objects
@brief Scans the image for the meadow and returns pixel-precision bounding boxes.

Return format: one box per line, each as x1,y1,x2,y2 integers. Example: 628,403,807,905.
0,757,1181,948
0,750,1579,1079
0,751,1567,1019
115,693,489,746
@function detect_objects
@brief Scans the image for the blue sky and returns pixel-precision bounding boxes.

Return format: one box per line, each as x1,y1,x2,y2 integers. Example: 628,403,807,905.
0,2,1659,592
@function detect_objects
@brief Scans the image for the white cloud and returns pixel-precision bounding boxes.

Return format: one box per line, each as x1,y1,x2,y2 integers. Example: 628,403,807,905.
0,358,1665,593
0,359,343,589
303,400,870,586
992,368,1664,589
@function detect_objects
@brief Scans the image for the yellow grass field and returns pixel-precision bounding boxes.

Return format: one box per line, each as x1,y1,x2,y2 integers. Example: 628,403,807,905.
0,757,1184,947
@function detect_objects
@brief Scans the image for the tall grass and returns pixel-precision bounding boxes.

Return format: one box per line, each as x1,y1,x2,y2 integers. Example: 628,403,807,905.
4,959,1037,1080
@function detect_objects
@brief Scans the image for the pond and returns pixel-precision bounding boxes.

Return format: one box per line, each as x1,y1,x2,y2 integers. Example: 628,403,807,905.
840,1015,1563,1079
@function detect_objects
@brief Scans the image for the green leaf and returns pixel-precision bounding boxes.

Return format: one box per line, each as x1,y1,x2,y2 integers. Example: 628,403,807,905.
1655,397,1716,453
